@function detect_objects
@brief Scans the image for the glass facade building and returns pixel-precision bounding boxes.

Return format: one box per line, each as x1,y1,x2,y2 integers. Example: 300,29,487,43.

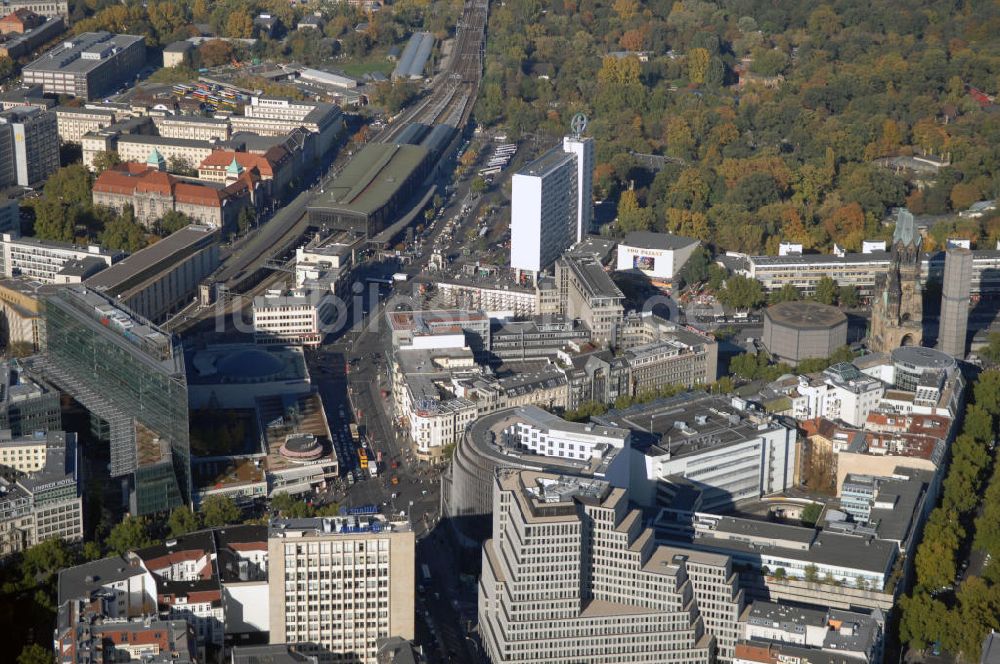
0,360,61,436
35,286,190,514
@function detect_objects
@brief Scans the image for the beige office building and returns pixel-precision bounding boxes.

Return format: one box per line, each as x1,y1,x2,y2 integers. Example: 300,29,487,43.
268,516,415,664
555,255,624,347
54,106,117,143
479,470,724,664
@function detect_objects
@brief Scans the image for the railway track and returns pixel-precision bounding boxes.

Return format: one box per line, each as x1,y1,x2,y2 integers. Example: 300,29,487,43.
381,0,488,138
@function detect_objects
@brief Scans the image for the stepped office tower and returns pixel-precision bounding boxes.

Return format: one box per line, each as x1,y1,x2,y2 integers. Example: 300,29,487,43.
36,285,189,514
938,246,973,359
479,470,720,664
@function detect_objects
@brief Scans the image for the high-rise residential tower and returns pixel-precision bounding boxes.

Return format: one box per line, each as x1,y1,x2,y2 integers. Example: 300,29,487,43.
510,131,595,283
31,285,189,514
938,245,973,359
479,469,729,664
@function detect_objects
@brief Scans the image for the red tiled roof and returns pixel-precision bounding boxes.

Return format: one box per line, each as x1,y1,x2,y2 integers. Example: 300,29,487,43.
198,150,277,178
175,182,223,207
0,8,40,27
94,162,243,209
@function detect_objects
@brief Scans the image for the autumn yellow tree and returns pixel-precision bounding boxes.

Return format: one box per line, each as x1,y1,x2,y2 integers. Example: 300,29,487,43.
226,13,254,39
687,47,710,84
951,183,983,212
193,0,209,22
613,0,639,21
665,208,710,240
597,55,640,87
822,203,866,251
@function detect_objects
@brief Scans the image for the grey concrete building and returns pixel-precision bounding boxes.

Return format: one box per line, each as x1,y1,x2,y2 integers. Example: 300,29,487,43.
0,359,60,436
23,32,145,100
489,316,591,361
84,225,220,323
0,105,58,186
267,516,415,664
938,245,973,359
479,470,722,664
762,301,848,365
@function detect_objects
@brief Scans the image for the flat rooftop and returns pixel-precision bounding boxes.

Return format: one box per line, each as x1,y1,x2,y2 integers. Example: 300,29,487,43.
309,142,427,217
388,309,488,333
52,285,181,372
269,515,411,536
764,301,847,329
85,225,218,295
562,255,624,300
595,391,787,459
464,407,624,479
516,145,574,179
621,231,698,252
24,32,144,76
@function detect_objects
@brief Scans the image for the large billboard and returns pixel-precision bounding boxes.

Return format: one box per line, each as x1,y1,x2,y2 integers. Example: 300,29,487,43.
633,255,656,272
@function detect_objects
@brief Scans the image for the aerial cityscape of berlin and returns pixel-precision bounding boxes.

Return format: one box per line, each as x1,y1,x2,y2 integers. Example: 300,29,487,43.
0,1,997,663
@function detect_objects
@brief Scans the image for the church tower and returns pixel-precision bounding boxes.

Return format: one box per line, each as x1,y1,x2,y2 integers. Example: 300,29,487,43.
869,209,924,352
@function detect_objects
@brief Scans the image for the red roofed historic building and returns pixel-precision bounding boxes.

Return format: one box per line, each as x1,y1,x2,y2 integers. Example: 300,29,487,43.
198,145,292,201
0,8,44,34
93,153,262,230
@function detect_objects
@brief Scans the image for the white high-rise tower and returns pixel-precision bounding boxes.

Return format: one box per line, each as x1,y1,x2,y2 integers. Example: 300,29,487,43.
510,116,595,284
563,133,594,240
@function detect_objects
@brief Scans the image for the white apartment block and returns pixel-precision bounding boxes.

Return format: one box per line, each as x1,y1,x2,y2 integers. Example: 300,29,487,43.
253,290,337,346
0,233,120,283
267,516,415,664
57,555,159,619
230,96,342,153
508,404,628,461
390,344,482,458
114,136,216,168
479,470,724,664
435,279,541,317
789,364,884,428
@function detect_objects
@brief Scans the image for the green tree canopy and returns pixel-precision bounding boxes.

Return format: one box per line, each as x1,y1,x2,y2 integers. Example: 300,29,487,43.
167,506,199,538
107,516,155,555
814,276,838,305
717,275,765,310
199,495,241,527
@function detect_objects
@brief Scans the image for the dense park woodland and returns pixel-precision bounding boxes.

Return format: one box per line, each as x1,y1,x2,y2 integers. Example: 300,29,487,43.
476,0,1000,253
